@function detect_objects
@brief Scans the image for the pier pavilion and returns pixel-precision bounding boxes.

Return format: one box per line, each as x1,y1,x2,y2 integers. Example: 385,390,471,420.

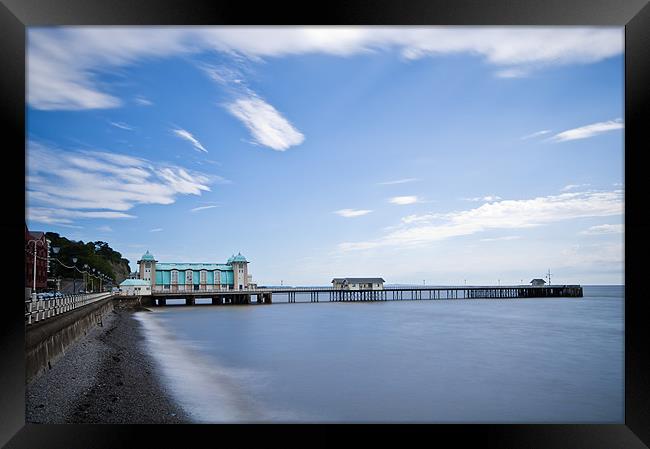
137,251,252,292
332,277,385,290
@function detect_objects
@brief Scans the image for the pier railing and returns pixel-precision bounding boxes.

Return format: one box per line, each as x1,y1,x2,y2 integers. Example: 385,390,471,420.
25,292,113,325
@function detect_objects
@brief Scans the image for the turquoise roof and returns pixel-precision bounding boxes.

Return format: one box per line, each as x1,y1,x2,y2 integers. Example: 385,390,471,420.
227,252,248,263
120,279,150,286
156,263,233,271
140,250,155,261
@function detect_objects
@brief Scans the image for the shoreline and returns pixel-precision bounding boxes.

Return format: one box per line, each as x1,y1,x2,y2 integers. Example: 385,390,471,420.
26,304,191,424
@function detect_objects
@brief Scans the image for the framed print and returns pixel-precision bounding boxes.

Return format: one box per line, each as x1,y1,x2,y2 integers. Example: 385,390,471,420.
1,0,649,447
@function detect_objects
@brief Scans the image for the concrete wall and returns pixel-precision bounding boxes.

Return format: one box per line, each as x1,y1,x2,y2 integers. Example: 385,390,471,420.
25,297,115,384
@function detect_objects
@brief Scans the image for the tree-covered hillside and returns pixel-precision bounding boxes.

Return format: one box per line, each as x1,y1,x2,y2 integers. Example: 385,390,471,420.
45,233,131,284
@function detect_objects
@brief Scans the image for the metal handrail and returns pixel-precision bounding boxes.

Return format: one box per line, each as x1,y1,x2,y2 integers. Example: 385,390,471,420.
25,292,113,326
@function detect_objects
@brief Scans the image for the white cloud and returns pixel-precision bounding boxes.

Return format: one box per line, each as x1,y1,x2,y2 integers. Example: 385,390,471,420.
203,65,305,151
580,224,623,235
339,190,623,251
496,68,530,78
150,228,163,232
27,142,213,225
378,178,419,185
191,205,219,212
226,95,304,151
173,128,208,153
97,225,113,232
389,196,419,205
334,209,372,218
110,121,133,130
521,130,551,140
550,118,623,142
27,27,622,110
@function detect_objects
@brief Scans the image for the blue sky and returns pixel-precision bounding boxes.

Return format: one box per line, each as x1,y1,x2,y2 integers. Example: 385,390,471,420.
26,27,624,285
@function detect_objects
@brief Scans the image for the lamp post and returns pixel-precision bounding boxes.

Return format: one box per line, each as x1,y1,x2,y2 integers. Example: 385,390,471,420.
72,257,78,294
52,247,60,294
91,268,96,292
83,264,89,292
27,238,47,294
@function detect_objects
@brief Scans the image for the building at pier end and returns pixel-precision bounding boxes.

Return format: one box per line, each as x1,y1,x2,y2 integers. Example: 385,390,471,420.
137,251,251,292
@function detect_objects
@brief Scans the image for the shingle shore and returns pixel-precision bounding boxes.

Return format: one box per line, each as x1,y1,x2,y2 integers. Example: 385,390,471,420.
26,305,191,423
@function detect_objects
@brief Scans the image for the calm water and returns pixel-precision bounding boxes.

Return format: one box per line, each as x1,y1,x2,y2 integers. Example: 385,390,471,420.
134,285,624,423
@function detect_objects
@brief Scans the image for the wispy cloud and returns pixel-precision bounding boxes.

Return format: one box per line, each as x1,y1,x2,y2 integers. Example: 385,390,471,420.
550,118,623,142
190,205,219,212
226,95,304,151
97,225,113,232
109,121,133,131
27,27,622,110
334,209,372,218
27,207,135,225
521,130,551,140
580,224,623,235
389,196,419,205
378,178,419,185
173,128,208,153
27,141,213,226
560,243,623,266
480,235,521,242
562,183,590,192
134,95,153,106
339,190,623,251
150,228,163,232
463,195,502,202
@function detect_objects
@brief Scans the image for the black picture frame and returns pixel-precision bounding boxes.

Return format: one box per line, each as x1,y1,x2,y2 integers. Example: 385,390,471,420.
1,0,648,447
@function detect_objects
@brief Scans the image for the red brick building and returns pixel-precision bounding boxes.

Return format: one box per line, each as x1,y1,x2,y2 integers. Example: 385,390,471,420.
25,224,49,291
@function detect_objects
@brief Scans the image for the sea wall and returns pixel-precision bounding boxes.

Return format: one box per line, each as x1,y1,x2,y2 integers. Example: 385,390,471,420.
25,298,115,383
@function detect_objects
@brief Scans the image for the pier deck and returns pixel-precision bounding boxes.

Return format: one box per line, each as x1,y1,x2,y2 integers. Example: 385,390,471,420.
145,285,583,305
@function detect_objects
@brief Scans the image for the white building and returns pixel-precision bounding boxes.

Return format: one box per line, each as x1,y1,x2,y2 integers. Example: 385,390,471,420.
119,278,152,296
332,277,385,290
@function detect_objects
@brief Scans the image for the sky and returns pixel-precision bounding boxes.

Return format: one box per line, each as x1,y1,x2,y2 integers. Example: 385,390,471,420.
25,27,624,285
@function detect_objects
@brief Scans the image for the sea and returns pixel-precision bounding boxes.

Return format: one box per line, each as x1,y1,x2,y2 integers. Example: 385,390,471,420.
133,285,624,423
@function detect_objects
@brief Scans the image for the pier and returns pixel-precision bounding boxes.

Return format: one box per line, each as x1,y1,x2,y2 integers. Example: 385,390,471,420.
146,284,583,306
